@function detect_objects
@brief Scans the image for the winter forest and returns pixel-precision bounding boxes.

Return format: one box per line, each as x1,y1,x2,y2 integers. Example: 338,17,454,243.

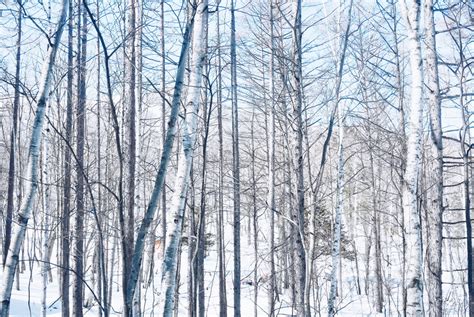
0,0,473,315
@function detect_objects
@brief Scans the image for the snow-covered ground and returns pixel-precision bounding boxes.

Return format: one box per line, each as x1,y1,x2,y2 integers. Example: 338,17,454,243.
5,216,469,316
6,250,468,316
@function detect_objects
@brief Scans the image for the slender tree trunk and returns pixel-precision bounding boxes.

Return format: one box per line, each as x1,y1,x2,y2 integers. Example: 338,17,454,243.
459,53,473,317
399,0,425,315
197,34,210,317
268,2,277,315
369,150,383,313
249,109,259,317
423,1,443,316
126,0,137,271
290,1,306,315
94,2,108,314
3,0,22,268
123,0,137,314
134,2,143,310
327,107,345,317
73,2,88,315
160,0,167,251
230,1,241,315
0,0,68,314
61,1,74,314
390,2,408,313
41,114,52,317
216,3,227,315
462,130,473,317
188,168,197,317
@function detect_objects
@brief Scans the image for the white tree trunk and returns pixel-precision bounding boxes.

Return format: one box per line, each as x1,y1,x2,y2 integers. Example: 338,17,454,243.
327,107,345,317
323,1,353,315
0,0,68,315
159,2,208,316
41,122,51,317
399,0,425,315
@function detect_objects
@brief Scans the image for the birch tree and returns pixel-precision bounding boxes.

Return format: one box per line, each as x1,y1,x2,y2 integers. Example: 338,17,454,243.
0,0,69,314
326,1,353,315
158,1,208,315
399,0,425,314
40,107,51,317
327,106,345,317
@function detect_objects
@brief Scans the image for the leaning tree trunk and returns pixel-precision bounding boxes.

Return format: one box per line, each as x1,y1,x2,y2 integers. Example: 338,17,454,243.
423,0,443,315
399,0,425,315
158,2,208,316
0,0,68,314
